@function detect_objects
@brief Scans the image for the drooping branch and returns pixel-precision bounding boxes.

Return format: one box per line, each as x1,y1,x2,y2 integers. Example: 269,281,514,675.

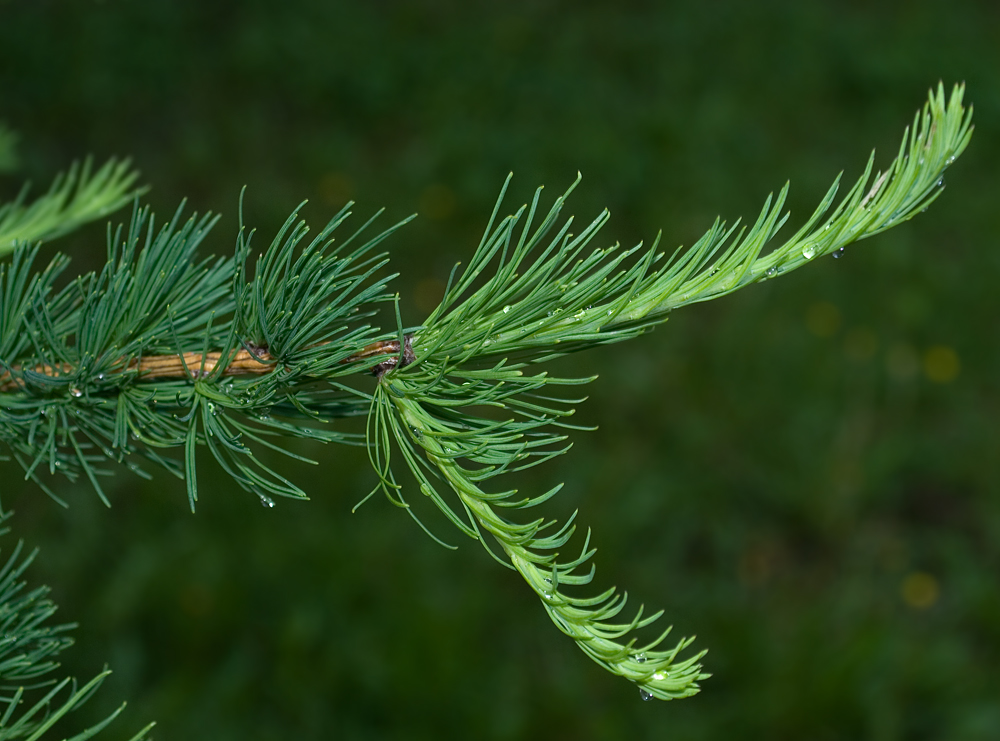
362,82,974,702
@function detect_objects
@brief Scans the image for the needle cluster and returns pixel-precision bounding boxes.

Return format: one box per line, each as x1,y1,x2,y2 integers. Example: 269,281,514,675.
0,514,154,740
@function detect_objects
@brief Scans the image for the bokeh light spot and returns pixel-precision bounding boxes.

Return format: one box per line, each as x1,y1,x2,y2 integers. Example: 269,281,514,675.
901,571,940,609
806,301,841,338
923,345,960,383
885,342,919,382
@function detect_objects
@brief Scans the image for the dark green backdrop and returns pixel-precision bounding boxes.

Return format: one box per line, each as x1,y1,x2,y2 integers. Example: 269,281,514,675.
1,2,998,739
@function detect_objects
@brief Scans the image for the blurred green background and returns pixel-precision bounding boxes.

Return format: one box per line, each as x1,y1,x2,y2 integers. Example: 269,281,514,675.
2,1,999,739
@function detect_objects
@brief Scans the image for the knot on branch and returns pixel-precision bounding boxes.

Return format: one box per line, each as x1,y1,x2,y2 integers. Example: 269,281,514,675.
372,334,415,378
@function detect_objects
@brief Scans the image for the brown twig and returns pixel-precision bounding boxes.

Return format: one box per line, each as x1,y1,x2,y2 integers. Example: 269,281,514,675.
0,335,415,392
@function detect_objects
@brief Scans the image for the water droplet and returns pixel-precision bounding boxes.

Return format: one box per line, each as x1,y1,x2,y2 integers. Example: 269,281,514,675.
653,671,666,681
409,425,423,439
69,388,83,398
832,247,845,260
936,177,945,187
634,653,647,664
639,688,654,701
259,495,275,508
824,224,831,231
920,206,928,213
96,373,106,381
502,305,511,314
946,155,956,165
801,245,816,260
765,267,777,277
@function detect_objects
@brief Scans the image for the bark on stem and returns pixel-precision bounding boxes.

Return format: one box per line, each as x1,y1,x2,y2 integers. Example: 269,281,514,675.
0,336,413,391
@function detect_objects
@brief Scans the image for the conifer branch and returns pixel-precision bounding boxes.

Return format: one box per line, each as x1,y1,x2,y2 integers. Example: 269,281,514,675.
366,82,973,700
0,337,411,391
0,513,154,740
0,83,973,700
0,157,144,257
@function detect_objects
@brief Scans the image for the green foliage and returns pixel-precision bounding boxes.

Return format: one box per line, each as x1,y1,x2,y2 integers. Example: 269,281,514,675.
0,84,974,704
371,83,972,699
0,513,153,740
0,158,143,258
0,197,409,510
